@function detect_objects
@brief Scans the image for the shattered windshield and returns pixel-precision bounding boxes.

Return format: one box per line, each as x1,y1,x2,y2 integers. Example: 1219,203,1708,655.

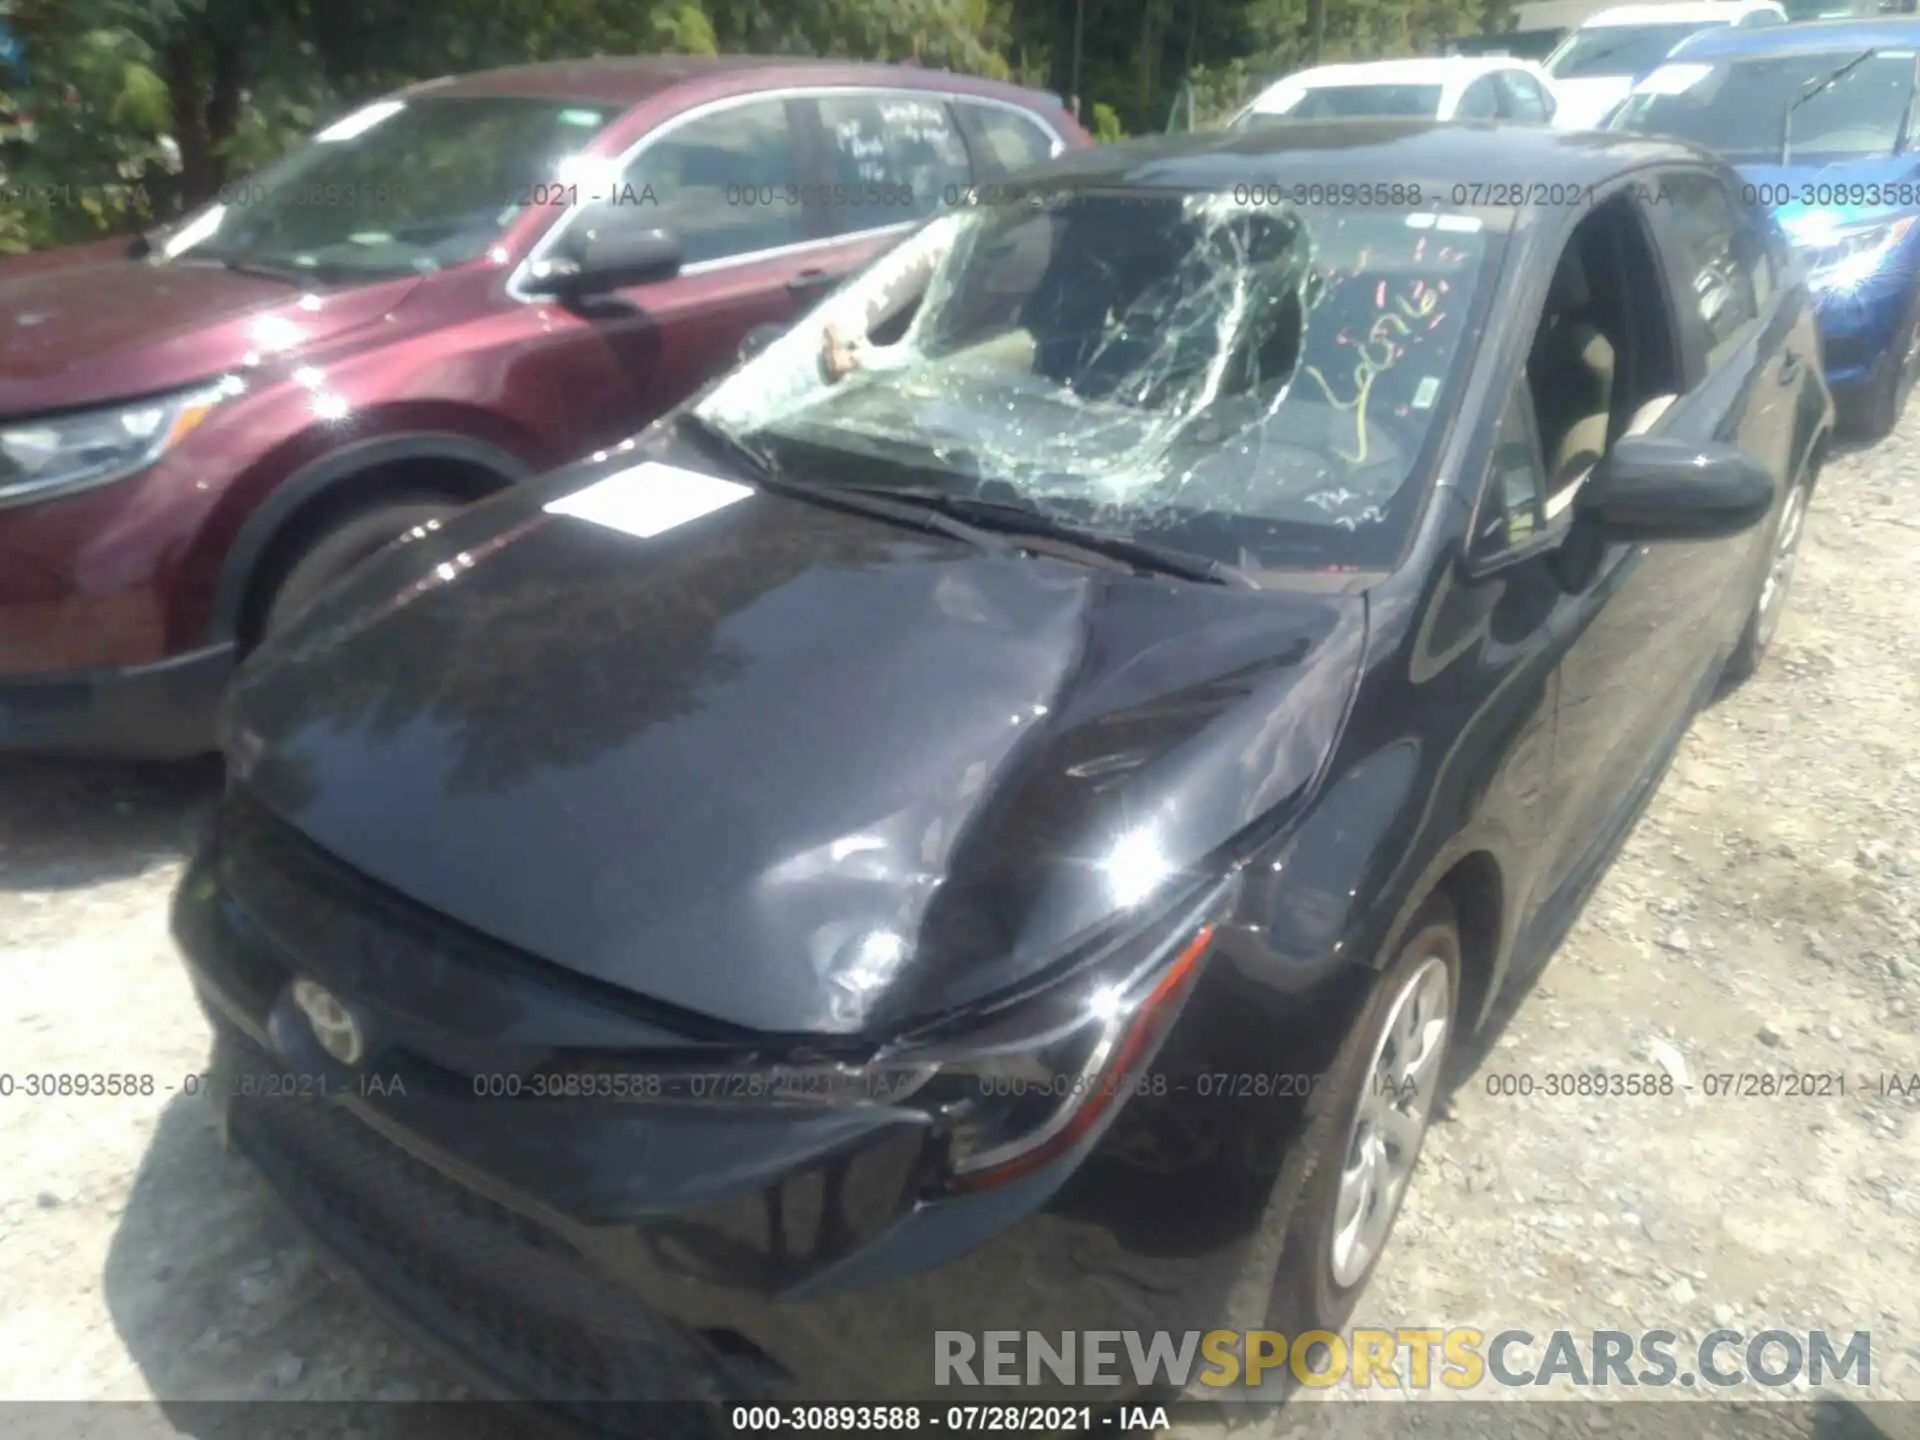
694,190,1497,571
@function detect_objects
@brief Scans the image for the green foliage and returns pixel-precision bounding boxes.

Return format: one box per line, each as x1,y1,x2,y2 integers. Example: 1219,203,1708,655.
0,0,1514,254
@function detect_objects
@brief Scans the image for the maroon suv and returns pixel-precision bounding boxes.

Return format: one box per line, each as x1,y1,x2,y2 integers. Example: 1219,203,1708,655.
0,57,1088,757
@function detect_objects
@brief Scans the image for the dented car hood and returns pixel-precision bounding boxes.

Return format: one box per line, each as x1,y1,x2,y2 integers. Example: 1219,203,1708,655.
229,444,1368,1037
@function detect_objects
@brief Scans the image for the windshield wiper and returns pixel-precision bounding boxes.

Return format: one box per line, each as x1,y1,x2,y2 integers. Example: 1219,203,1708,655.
676,413,1014,555
170,250,318,286
678,410,783,481
827,483,1259,588
1783,48,1878,162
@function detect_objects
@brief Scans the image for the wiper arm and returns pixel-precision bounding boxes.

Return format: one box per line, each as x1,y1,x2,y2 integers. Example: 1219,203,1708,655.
675,414,1014,555
678,410,783,481
832,483,1258,588
1783,48,1877,162
171,250,317,286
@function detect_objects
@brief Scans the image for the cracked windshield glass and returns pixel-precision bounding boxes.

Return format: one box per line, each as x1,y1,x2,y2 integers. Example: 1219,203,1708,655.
695,190,1496,572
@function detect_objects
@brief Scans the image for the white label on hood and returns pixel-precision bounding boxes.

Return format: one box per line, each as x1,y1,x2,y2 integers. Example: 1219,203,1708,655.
1637,63,1713,96
544,461,753,539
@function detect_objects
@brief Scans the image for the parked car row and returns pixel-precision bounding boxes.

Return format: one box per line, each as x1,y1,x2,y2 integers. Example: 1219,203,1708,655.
0,40,1856,1429
1544,0,1789,125
1230,1,1788,131
1232,55,1566,127
1232,12,1920,440
0,58,1087,758
1607,16,1920,435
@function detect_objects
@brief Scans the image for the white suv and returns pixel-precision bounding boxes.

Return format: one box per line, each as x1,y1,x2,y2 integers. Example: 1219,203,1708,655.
1543,0,1787,127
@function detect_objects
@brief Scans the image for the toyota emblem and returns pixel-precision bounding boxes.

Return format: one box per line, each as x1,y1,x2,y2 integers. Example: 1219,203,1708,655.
291,979,365,1066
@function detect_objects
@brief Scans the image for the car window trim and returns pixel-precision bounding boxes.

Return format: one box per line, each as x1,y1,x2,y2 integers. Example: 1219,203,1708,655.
1463,373,1554,569
1457,75,1497,119
505,85,1068,301
952,95,1069,174
1641,165,1761,383
1497,69,1545,122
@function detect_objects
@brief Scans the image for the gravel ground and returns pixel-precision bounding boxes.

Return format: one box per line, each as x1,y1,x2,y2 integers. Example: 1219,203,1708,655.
2,413,1917,1440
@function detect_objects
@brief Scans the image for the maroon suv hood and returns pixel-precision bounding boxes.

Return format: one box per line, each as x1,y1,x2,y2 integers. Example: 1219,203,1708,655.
0,259,420,413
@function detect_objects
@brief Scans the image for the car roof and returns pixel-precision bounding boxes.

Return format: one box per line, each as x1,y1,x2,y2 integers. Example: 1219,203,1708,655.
1004,120,1707,214
1671,14,1920,57
1281,56,1540,87
1243,56,1544,117
399,55,1061,112
1581,0,1778,25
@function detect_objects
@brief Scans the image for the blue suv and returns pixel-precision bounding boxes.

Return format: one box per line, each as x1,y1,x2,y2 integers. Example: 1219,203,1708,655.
1611,18,1920,435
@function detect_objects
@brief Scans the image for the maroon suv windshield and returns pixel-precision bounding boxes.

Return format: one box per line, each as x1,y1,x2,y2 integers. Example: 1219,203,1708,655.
160,95,617,284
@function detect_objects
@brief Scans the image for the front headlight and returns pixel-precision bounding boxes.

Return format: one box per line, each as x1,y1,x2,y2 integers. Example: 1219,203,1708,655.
1799,215,1918,291
0,377,241,507
540,875,1236,1194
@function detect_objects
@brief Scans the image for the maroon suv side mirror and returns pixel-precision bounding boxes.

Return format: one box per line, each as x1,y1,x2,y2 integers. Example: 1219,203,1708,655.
525,224,683,298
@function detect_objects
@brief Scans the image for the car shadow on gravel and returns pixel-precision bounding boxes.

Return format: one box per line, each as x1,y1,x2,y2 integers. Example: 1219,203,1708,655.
0,756,222,892
103,1092,540,1439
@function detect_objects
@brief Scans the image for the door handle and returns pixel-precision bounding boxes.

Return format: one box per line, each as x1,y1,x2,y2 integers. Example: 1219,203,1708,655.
787,269,840,296
1779,351,1803,386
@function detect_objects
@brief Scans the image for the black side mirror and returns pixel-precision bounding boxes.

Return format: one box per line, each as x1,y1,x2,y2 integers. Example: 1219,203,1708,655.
1576,435,1777,543
739,323,784,363
525,221,682,298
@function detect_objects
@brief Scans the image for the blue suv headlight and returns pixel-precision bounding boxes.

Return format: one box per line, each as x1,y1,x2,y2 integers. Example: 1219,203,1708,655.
1798,214,1917,291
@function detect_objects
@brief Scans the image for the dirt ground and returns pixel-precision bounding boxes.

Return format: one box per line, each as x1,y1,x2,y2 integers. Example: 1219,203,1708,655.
2,412,1917,1439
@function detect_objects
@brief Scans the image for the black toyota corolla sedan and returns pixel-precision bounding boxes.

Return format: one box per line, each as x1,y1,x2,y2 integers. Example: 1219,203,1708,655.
172,122,1830,1421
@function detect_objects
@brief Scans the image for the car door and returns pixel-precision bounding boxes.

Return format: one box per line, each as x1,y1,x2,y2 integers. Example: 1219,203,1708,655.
1517,183,1741,914
801,89,973,316
521,90,967,461
515,95,834,459
1640,166,1800,655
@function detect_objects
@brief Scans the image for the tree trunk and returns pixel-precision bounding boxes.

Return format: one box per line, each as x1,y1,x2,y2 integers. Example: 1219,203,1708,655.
1070,0,1085,121
1139,0,1161,115
163,31,244,212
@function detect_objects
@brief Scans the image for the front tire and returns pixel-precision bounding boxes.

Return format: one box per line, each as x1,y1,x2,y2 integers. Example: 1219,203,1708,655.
1843,288,1920,441
1257,896,1460,1357
256,495,459,642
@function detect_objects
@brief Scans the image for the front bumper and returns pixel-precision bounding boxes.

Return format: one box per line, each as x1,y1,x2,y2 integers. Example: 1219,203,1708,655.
0,642,233,758
167,804,1304,1420
1811,275,1915,392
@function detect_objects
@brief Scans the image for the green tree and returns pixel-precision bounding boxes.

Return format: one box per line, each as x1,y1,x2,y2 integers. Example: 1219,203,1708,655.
0,0,1514,256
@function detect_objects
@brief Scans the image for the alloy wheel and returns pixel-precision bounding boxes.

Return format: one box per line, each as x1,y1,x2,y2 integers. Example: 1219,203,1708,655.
1753,482,1808,655
1328,953,1451,1288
